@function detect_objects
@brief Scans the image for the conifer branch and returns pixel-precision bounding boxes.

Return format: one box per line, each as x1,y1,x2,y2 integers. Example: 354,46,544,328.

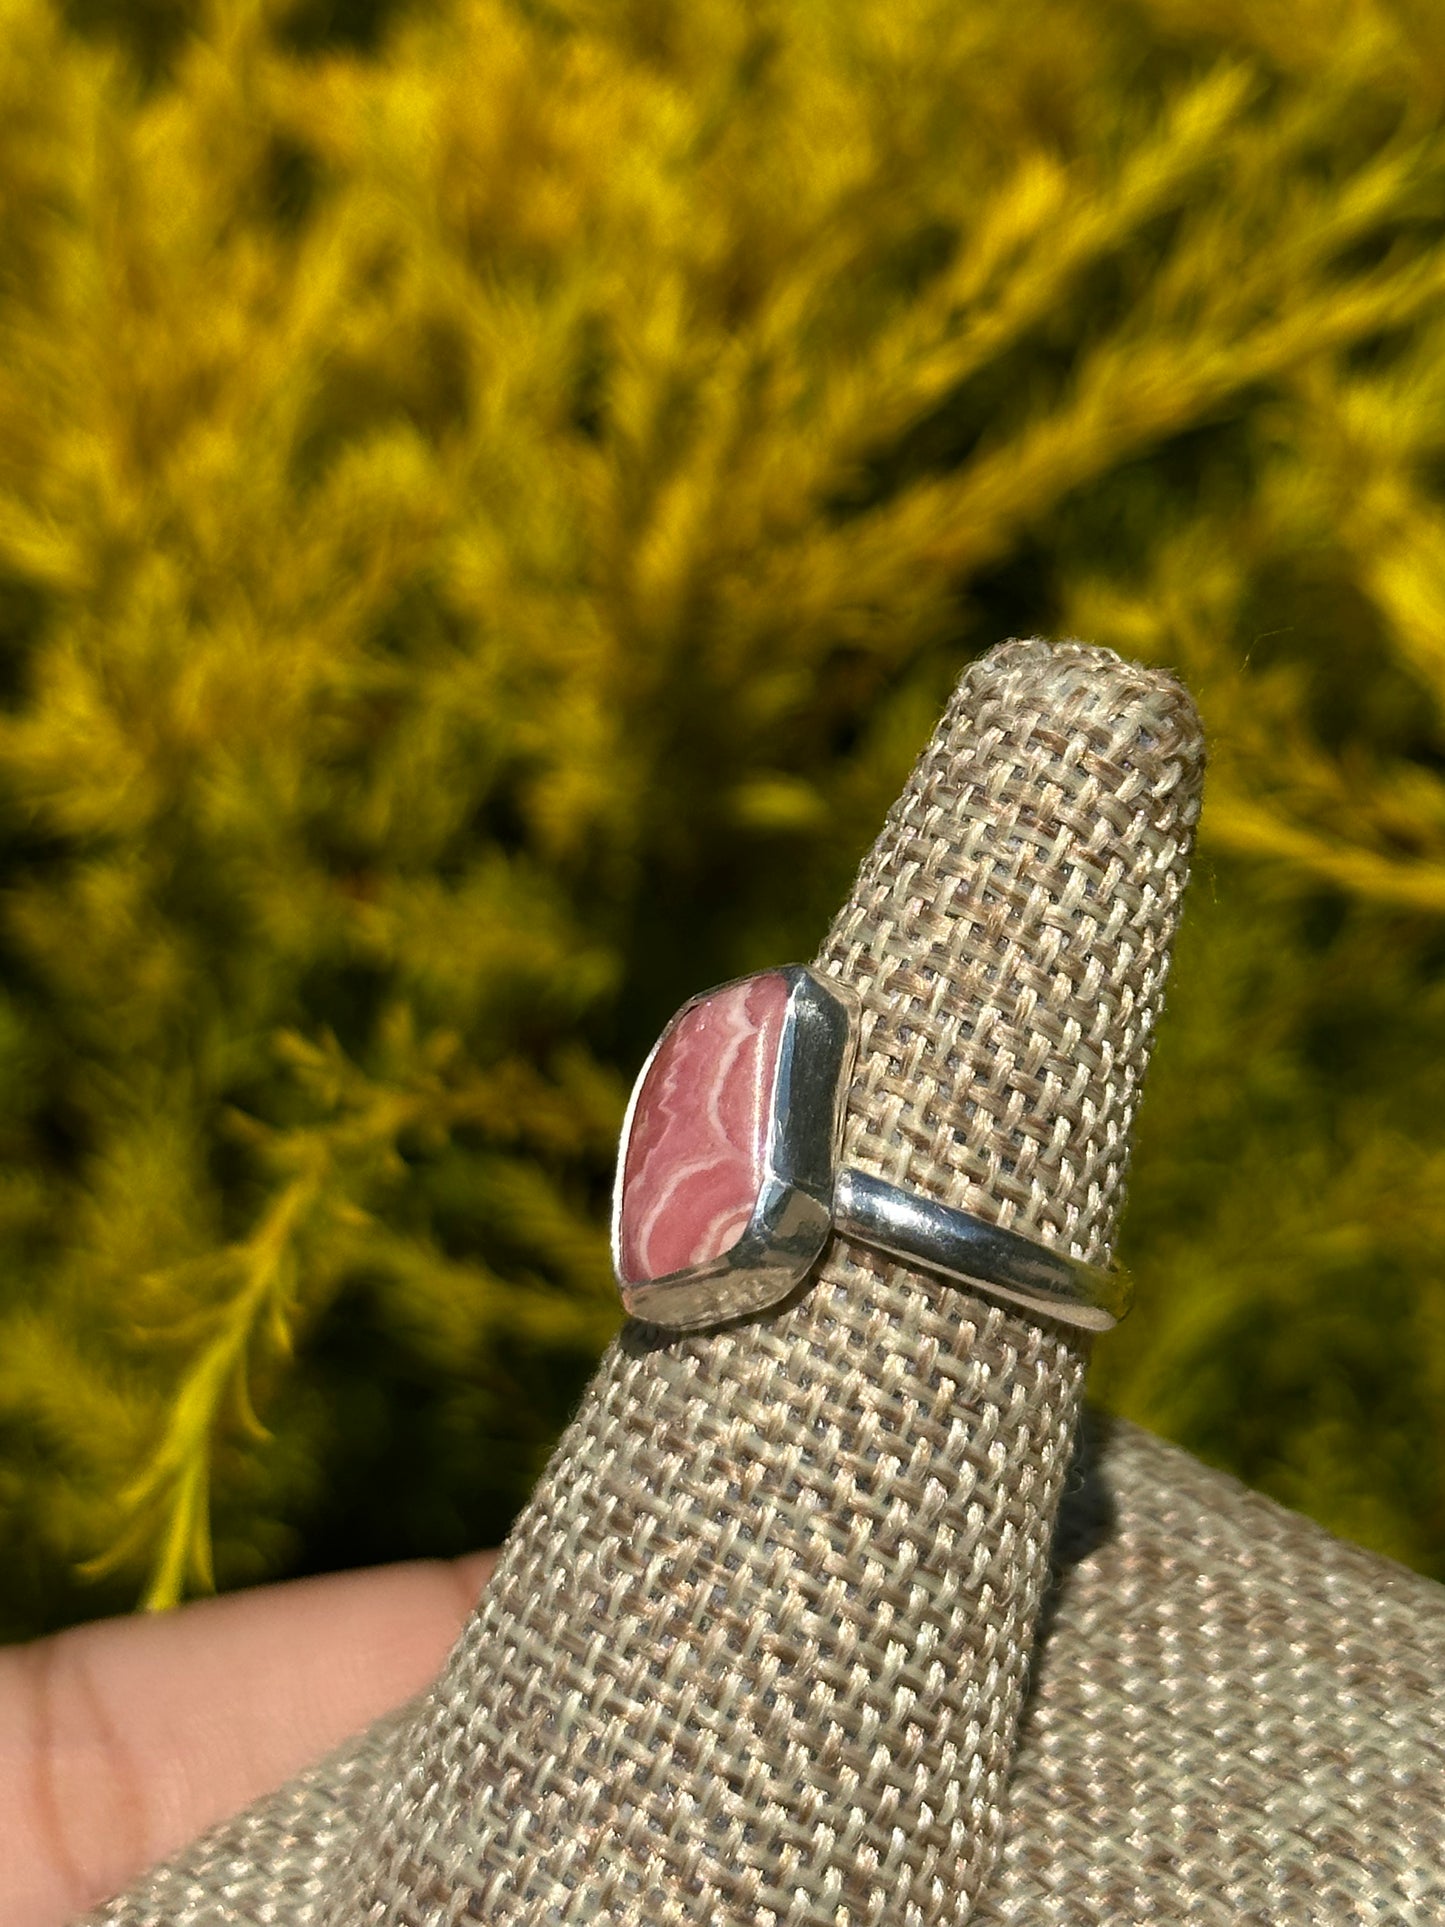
5,0,1445,1621
89,1164,322,1611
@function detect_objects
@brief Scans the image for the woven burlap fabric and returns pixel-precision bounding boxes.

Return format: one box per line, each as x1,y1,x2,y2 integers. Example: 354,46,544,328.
78,1414,1445,1924
77,635,1438,1926
976,1412,1445,1924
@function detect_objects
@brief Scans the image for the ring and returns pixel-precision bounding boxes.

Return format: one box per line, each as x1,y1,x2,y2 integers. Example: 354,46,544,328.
612,965,1132,1333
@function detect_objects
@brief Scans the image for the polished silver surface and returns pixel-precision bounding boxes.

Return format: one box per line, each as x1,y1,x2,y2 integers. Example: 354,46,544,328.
614,964,1130,1334
613,965,858,1330
832,1167,1130,1331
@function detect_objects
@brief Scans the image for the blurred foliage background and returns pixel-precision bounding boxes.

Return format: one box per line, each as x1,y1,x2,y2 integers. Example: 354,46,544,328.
1,0,1444,1641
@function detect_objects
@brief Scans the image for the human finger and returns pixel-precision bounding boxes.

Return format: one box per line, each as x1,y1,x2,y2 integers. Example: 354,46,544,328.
0,1549,497,1927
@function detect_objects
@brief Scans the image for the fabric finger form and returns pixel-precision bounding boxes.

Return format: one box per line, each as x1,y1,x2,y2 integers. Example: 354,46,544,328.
79,638,1206,1925
76,1415,1445,1926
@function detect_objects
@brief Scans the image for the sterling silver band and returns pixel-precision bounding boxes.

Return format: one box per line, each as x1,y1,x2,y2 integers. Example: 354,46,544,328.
831,1167,1128,1331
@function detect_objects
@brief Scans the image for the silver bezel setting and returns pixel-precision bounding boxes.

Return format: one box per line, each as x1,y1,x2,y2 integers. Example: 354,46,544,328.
612,965,858,1330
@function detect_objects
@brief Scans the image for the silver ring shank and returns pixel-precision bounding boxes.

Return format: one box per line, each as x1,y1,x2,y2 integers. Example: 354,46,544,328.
832,1168,1130,1331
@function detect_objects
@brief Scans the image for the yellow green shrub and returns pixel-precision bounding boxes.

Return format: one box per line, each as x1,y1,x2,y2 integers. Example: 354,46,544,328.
1,0,1444,1632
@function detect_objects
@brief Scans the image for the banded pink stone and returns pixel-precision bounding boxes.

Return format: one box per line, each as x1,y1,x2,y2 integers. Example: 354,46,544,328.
617,970,791,1284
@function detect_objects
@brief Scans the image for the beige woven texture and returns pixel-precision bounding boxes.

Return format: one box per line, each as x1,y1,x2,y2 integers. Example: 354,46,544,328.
77,640,1445,1925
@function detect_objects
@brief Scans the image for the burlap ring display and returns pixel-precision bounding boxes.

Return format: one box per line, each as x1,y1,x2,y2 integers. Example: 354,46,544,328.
82,641,1445,1927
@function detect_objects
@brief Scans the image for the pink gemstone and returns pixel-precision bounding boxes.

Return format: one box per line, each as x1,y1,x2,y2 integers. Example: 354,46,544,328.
617,971,791,1284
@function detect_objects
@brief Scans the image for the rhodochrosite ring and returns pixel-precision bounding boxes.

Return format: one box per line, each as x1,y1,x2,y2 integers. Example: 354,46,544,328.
612,965,1132,1333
